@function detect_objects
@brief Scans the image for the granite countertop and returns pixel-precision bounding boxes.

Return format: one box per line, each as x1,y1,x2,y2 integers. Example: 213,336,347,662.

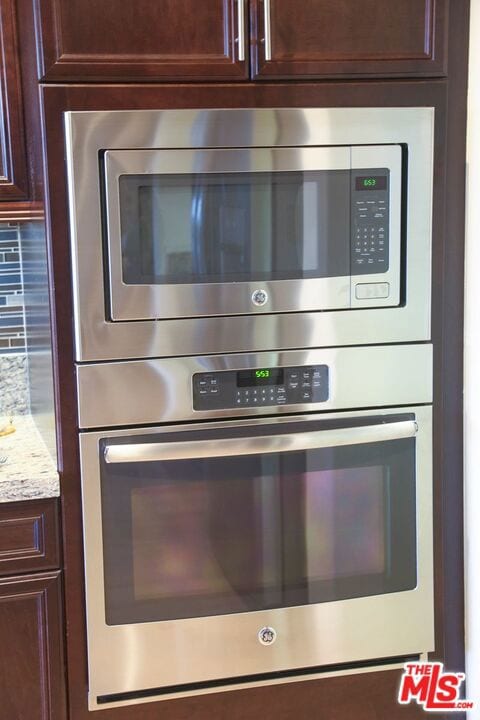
0,415,59,502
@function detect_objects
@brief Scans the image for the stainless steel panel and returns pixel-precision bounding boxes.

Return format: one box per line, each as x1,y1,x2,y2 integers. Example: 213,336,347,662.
104,420,417,463
65,108,434,361
80,404,434,706
21,221,57,462
76,344,432,428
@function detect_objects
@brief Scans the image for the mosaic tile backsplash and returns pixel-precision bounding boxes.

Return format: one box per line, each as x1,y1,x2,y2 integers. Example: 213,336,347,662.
0,222,29,415
0,223,24,353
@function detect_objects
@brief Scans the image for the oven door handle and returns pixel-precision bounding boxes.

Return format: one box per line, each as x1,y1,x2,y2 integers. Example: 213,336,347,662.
103,420,418,464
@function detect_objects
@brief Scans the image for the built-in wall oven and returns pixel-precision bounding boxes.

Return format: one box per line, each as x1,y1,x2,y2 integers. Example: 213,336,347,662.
65,107,433,362
78,346,433,710
66,106,435,710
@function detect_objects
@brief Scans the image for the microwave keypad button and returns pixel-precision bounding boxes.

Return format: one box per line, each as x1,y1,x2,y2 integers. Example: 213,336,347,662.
355,282,390,300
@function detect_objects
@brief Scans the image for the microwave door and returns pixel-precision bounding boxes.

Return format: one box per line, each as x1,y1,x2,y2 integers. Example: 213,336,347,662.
104,147,353,321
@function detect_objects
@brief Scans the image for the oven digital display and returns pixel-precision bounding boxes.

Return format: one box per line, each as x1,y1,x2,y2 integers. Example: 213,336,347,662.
237,368,284,387
355,175,388,191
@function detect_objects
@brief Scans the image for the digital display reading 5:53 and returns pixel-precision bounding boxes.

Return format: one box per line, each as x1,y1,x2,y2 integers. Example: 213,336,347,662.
237,368,284,387
256,370,270,378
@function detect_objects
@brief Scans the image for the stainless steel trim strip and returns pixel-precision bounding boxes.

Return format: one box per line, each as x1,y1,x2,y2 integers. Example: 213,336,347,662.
104,420,417,464
237,0,245,61
89,657,411,710
264,0,272,60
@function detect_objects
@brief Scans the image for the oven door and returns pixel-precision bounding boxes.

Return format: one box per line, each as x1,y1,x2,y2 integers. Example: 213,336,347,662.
103,144,401,321
80,406,433,707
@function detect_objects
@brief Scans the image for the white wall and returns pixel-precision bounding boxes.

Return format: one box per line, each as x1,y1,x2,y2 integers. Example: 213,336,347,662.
465,0,480,705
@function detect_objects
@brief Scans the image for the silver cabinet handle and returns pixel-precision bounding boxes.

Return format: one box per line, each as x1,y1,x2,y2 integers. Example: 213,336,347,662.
237,0,245,62
104,420,417,464
264,0,272,61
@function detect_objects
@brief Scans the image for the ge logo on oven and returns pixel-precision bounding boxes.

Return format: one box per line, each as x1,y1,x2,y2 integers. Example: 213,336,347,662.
258,626,277,646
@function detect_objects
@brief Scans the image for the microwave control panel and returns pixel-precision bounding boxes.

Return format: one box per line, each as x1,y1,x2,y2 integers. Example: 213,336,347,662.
351,169,390,275
193,365,329,411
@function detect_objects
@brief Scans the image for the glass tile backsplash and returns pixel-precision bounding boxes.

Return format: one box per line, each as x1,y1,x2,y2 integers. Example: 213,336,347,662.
0,223,24,353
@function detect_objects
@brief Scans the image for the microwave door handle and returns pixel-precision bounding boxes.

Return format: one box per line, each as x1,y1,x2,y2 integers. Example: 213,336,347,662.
103,420,418,464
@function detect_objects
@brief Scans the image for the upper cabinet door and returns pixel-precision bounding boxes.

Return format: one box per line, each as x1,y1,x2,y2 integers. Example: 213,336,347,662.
0,0,29,200
36,0,248,82
250,0,447,80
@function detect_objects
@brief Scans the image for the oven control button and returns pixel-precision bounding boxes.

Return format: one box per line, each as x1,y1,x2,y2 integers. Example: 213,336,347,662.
252,289,268,307
258,627,277,646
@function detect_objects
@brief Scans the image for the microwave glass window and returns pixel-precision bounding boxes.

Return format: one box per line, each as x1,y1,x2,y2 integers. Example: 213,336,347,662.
118,171,351,285
100,430,416,625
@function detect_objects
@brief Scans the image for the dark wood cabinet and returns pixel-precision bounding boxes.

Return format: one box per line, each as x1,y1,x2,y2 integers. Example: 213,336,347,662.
0,571,66,720
0,0,29,201
35,0,447,83
250,0,447,79
35,0,248,82
0,499,60,577
0,500,66,719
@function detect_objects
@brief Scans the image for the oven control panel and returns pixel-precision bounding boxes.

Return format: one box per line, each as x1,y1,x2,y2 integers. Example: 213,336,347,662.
193,365,329,411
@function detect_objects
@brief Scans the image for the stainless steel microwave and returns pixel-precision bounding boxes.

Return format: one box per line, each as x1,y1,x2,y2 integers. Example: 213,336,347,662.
103,145,401,320
65,108,434,362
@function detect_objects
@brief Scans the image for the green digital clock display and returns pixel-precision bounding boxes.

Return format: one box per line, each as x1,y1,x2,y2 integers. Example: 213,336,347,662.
355,175,388,191
255,369,270,378
237,368,284,387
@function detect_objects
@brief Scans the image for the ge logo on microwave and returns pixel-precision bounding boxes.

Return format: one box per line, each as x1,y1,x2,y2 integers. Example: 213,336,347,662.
258,626,277,646
252,289,269,307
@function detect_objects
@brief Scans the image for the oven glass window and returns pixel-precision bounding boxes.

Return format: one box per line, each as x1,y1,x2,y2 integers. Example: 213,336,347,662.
100,422,416,625
118,171,350,285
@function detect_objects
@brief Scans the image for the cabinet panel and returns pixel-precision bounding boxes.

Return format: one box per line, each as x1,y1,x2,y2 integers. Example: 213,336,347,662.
251,0,447,79
36,0,248,82
0,0,29,200
0,572,66,720
0,499,60,576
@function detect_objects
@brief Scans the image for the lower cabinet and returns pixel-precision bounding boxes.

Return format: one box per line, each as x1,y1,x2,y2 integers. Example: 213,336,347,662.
0,571,66,720
0,499,66,720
